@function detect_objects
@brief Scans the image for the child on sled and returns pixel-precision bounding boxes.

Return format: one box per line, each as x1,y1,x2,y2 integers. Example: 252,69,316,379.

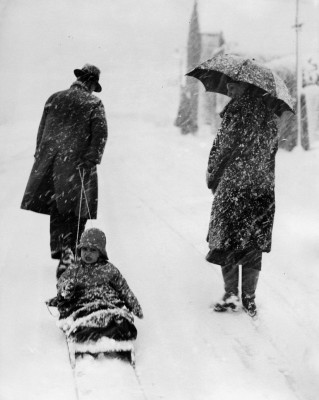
55,228,143,344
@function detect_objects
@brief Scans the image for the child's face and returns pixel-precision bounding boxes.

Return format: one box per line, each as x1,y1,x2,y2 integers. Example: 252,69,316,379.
81,246,100,264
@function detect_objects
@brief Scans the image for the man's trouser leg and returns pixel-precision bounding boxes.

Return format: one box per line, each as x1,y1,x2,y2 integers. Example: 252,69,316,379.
50,208,87,259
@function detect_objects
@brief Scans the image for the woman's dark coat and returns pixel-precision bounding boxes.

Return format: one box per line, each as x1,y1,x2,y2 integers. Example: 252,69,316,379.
21,81,108,218
206,90,278,265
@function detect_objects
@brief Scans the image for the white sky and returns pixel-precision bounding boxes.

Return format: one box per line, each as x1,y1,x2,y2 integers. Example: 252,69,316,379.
198,0,319,58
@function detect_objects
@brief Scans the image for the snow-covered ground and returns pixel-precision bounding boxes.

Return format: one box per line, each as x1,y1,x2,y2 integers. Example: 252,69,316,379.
1,1,319,399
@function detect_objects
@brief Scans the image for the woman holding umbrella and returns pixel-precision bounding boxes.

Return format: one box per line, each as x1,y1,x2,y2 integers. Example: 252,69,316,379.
187,55,294,317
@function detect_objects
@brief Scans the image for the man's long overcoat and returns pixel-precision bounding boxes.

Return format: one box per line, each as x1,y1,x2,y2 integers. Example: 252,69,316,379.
21,81,108,218
206,90,278,263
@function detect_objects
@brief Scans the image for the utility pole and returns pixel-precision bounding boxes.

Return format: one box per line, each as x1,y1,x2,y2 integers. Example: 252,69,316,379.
293,0,303,147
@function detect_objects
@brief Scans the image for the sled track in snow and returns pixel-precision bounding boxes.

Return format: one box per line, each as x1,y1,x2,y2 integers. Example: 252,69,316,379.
132,365,149,400
66,339,81,400
210,307,303,400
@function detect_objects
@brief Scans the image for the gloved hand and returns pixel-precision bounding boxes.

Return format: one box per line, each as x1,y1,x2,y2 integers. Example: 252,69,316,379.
61,282,76,298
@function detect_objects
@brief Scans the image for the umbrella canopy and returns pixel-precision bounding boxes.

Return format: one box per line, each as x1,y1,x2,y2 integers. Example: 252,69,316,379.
186,54,295,116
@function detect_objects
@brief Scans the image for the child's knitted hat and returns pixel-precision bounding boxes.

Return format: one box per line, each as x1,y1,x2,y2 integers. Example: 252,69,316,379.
78,228,108,259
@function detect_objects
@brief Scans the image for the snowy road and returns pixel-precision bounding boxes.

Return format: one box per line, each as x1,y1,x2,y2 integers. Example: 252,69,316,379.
1,115,319,400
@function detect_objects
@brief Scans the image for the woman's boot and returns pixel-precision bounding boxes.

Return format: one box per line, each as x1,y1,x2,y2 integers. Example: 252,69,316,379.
214,265,240,312
241,268,259,317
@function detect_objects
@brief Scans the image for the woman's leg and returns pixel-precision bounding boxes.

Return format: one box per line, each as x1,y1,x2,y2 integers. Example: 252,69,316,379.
240,250,262,316
50,207,87,259
214,258,240,312
222,264,239,296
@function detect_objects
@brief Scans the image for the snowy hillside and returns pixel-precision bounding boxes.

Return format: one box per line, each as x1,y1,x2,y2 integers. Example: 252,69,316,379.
1,1,319,400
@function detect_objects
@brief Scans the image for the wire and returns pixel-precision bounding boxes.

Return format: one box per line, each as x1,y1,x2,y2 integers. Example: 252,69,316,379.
75,168,85,262
78,168,93,222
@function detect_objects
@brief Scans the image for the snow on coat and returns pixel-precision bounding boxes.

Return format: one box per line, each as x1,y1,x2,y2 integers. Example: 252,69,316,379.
57,259,143,321
206,89,278,261
21,81,108,218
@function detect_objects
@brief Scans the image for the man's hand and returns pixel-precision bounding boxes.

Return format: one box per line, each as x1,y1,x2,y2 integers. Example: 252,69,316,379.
77,159,96,170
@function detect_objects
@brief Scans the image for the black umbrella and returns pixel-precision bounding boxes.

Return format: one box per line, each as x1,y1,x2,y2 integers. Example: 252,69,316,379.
186,54,295,116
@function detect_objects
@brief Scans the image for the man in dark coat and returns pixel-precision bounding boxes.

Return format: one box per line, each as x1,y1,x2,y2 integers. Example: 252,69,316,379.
21,64,108,261
206,81,278,317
